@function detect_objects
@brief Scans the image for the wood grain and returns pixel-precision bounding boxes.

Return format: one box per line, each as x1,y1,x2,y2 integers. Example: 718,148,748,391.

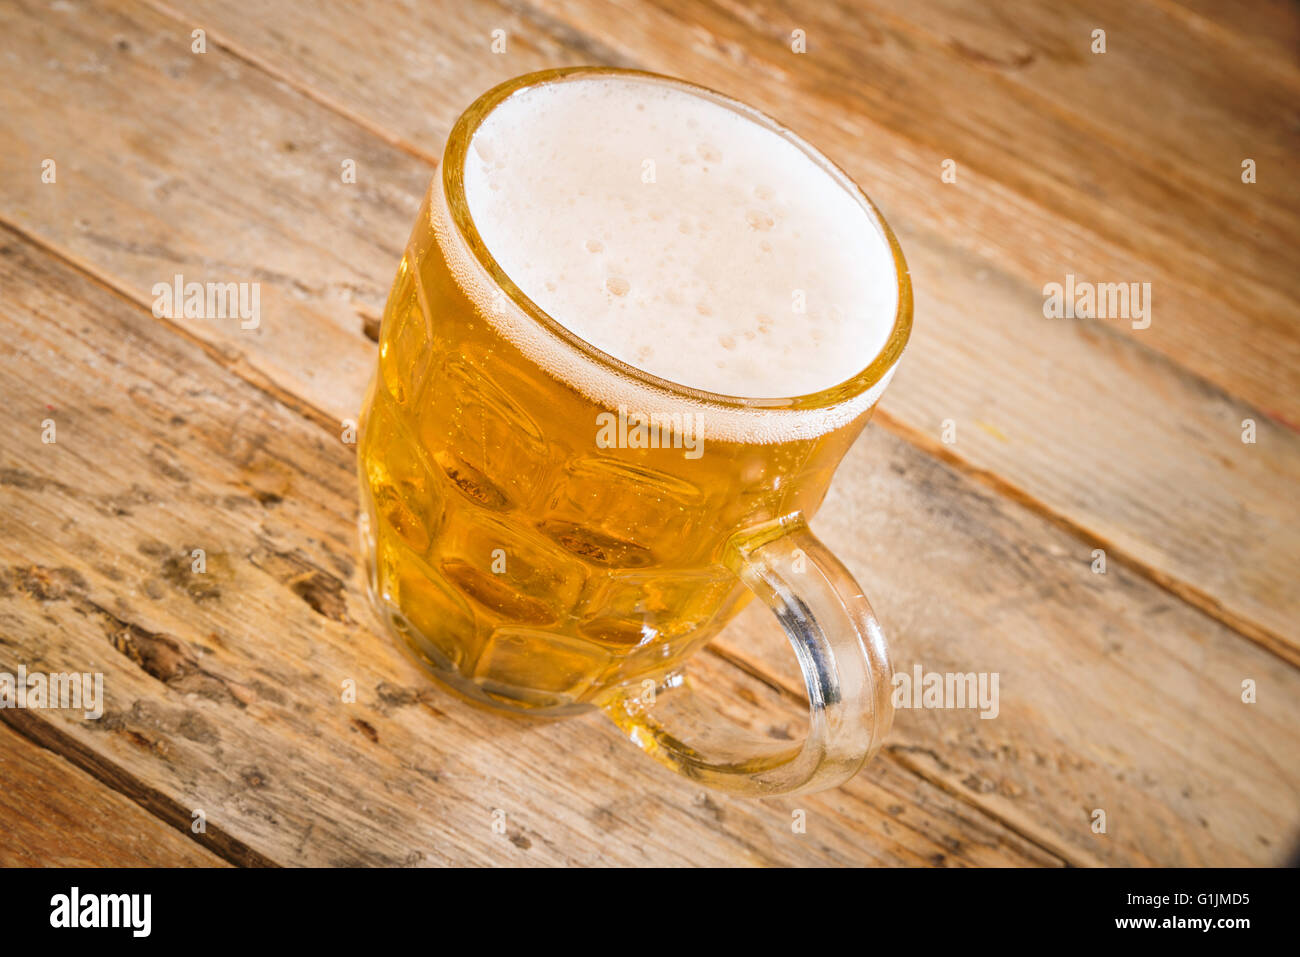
1159,0,1300,73
0,721,227,866
0,226,1056,866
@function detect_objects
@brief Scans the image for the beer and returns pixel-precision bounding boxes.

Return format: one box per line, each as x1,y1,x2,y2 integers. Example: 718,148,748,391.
358,68,908,746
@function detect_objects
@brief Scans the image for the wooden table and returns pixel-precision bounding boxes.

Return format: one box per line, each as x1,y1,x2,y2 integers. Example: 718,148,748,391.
1,0,1297,867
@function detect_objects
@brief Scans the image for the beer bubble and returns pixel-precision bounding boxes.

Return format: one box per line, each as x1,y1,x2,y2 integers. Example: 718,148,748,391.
585,239,604,253
606,277,630,296
746,210,775,231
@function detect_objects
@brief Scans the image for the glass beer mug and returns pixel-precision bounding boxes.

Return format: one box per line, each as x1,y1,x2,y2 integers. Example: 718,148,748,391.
358,68,912,795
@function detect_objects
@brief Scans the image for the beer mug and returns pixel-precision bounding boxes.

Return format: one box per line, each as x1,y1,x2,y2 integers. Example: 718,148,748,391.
358,68,912,795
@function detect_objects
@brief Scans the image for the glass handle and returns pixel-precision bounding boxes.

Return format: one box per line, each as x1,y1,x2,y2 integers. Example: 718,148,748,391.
600,514,893,795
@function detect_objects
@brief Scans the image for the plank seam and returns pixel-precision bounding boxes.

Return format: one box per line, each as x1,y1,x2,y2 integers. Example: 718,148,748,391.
143,0,441,168
0,708,278,868
839,0,1300,245
871,406,1300,670
701,643,1076,867
1151,0,1300,87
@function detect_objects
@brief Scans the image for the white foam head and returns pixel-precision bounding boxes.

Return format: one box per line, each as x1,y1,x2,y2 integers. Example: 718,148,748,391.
436,73,906,442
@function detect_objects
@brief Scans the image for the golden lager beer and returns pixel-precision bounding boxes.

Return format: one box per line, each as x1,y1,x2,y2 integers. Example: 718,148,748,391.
358,69,911,794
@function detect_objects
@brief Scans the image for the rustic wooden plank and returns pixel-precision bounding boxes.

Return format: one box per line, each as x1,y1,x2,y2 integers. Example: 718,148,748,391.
866,0,1300,156
0,227,1057,867
0,719,227,866
0,0,426,420
1161,0,1300,72
34,0,1289,664
154,0,591,159
744,0,1299,253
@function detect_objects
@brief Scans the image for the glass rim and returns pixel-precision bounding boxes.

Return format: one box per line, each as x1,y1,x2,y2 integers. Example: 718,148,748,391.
440,66,913,413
